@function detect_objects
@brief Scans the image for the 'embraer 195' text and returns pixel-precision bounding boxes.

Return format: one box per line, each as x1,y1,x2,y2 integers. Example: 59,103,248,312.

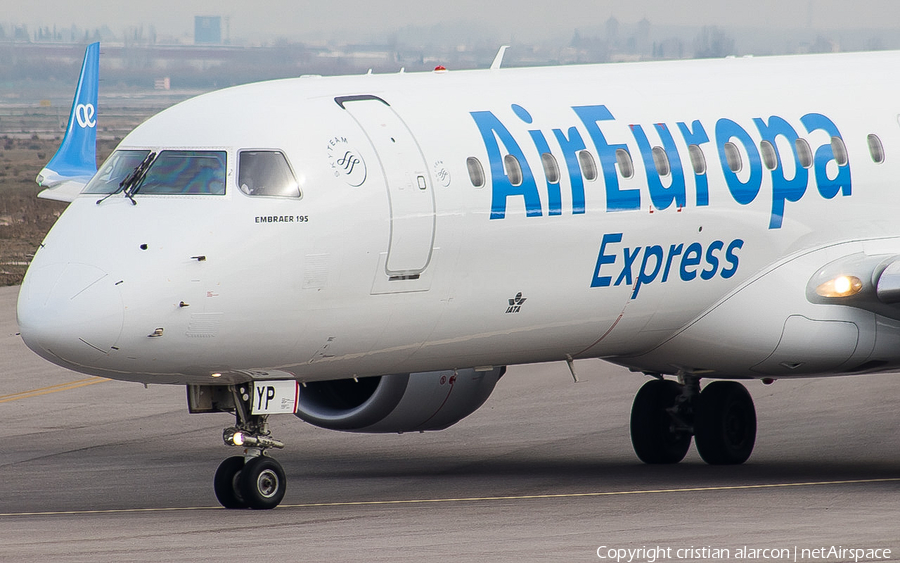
471,104,851,229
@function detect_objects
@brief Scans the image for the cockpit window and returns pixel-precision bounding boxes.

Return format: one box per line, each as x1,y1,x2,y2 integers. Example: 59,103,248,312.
238,151,301,198
82,149,152,194
136,150,226,195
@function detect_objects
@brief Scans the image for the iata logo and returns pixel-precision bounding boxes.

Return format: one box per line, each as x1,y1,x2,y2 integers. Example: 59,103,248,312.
75,103,96,128
506,292,527,313
327,136,367,187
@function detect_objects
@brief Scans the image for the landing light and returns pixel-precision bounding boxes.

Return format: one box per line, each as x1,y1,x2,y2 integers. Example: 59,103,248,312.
815,275,863,298
232,431,245,446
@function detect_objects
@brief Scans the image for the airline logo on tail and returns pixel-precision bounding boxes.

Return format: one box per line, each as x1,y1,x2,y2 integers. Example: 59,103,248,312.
75,102,97,129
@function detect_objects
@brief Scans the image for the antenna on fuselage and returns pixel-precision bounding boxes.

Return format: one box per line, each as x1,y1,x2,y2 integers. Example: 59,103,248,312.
490,45,509,70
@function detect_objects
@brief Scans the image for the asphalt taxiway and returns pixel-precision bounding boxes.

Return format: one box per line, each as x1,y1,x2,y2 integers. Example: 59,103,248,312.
1,284,898,562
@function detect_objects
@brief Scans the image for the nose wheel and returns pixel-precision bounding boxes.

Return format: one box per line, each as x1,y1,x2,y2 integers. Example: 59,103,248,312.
213,456,247,508
214,454,286,509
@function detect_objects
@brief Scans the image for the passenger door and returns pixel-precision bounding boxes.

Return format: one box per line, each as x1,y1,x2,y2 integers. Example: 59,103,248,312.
337,95,435,277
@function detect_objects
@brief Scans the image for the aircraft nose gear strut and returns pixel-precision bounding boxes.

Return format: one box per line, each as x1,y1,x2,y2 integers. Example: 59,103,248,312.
213,385,287,509
630,374,756,465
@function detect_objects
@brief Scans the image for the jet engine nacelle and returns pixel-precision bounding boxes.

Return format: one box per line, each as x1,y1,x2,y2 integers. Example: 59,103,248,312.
295,367,505,433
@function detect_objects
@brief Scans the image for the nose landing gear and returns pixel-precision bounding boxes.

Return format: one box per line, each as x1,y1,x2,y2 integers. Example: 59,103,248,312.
630,375,757,465
212,386,287,509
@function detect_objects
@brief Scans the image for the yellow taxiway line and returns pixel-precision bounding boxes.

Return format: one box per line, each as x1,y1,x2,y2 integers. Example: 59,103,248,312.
0,377,108,404
0,477,897,517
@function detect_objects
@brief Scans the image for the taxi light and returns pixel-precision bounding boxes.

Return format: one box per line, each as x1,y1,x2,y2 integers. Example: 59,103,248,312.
223,428,245,446
815,275,863,298
222,428,285,450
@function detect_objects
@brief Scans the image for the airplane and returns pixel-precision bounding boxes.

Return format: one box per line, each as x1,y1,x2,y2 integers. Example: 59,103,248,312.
16,41,900,509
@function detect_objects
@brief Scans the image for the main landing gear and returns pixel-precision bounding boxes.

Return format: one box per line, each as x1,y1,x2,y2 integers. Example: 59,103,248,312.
630,376,757,465
213,386,287,509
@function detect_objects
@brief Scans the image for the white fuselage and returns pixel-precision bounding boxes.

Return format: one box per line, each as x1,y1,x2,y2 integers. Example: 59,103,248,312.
17,51,900,385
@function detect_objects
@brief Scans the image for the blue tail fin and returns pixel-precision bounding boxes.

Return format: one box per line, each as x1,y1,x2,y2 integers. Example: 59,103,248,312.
36,42,100,202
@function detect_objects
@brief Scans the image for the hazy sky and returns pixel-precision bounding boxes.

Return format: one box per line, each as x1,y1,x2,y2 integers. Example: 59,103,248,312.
3,0,900,42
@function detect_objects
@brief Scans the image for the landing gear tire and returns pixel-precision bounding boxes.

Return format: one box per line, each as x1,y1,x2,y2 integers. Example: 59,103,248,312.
630,379,692,464
694,381,756,465
214,456,247,509
239,456,286,510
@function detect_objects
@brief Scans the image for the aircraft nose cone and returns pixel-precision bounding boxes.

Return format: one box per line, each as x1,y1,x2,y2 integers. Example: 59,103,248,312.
17,262,124,365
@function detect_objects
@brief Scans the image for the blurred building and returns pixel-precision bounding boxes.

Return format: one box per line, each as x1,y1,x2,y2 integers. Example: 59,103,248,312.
194,16,221,45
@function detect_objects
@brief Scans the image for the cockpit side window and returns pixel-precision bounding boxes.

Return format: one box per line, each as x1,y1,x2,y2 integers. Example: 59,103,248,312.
238,151,301,198
137,150,226,195
82,149,152,194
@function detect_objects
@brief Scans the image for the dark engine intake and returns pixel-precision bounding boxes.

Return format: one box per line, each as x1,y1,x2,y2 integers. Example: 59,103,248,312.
295,367,505,433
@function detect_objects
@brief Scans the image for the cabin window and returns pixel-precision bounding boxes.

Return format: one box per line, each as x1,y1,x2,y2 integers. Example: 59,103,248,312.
541,153,560,183
759,140,778,170
651,146,670,176
796,139,813,168
466,157,485,187
238,151,301,198
82,149,152,194
724,142,742,173
868,134,885,164
688,144,707,174
831,136,849,167
136,150,227,195
615,148,634,178
577,150,598,181
504,154,523,186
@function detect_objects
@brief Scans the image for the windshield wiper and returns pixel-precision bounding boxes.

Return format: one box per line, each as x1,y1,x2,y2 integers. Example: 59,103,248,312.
96,152,156,205
123,151,157,202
